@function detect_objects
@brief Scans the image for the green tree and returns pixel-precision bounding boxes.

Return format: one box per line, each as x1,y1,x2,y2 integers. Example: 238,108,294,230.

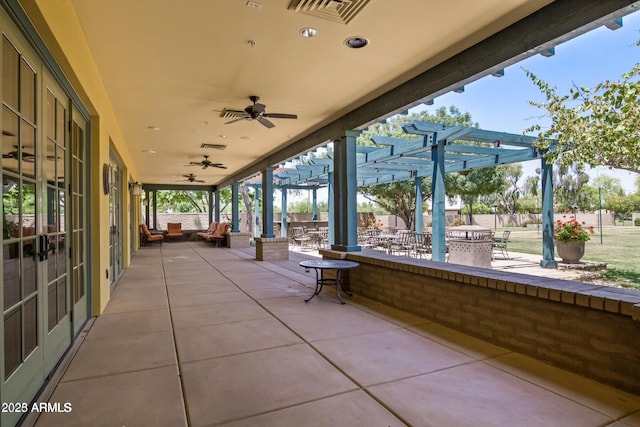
525,45,640,173
499,163,523,214
448,167,506,223
581,175,625,211
605,193,640,221
552,164,593,212
156,190,209,213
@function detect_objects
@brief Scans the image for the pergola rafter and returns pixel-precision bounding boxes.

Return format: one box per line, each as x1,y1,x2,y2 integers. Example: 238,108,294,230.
256,121,542,188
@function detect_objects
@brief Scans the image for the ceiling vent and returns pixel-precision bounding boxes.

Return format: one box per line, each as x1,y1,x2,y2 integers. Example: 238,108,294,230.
200,143,227,150
288,0,370,24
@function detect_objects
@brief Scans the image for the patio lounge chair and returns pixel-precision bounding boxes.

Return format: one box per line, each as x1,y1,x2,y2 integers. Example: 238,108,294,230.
167,222,183,240
140,224,164,246
208,222,230,247
197,222,219,240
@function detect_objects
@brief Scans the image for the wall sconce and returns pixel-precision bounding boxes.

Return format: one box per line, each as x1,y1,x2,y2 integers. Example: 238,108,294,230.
130,182,142,196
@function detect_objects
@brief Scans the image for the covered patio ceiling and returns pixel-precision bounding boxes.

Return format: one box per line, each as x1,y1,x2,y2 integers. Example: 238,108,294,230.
34,0,639,189
261,120,541,189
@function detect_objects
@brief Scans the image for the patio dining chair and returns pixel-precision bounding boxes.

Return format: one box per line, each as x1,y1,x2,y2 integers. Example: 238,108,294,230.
493,230,511,259
390,230,415,257
292,226,312,251
414,232,432,259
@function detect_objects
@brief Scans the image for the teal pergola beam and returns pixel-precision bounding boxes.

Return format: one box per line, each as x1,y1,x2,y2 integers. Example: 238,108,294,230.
431,134,446,262
540,157,558,268
415,177,424,234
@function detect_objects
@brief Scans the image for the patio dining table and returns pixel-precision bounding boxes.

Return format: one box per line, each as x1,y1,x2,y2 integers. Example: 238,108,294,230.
299,259,359,304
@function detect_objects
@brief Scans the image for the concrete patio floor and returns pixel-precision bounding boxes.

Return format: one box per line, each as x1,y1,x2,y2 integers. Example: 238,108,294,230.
27,242,640,426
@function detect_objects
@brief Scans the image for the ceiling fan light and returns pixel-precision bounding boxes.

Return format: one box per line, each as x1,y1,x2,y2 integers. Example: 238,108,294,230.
300,27,318,38
345,36,369,49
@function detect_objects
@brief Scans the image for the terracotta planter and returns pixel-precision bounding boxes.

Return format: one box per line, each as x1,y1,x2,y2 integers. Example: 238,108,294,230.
556,240,585,263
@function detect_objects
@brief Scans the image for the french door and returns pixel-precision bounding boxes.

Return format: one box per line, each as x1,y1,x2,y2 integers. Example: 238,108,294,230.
108,157,123,287
1,17,89,426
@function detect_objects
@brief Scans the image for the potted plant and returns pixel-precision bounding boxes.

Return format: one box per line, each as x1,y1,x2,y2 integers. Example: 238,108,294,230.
554,216,593,263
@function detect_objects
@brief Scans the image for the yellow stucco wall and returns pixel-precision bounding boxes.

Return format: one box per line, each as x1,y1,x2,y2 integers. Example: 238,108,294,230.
20,0,140,314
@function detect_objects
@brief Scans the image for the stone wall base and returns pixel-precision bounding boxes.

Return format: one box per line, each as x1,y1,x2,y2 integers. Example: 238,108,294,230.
227,232,251,248
255,237,289,261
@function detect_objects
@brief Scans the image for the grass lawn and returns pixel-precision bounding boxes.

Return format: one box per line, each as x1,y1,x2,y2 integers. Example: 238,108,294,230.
505,226,640,288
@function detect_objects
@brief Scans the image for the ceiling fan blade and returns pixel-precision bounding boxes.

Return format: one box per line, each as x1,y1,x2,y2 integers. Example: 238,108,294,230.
202,164,209,169
264,113,297,119
223,109,248,117
195,180,205,183
212,164,227,169
188,162,202,166
257,116,275,128
224,117,247,125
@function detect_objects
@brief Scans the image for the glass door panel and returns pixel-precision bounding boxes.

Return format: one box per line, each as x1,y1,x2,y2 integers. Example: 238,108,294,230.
108,158,123,287
1,32,45,420
70,105,87,335
41,76,70,374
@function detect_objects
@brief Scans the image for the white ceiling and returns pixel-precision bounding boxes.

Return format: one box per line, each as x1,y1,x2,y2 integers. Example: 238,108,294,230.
69,0,554,186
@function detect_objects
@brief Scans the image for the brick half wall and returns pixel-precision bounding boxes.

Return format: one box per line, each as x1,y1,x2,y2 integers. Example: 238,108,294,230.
320,249,640,394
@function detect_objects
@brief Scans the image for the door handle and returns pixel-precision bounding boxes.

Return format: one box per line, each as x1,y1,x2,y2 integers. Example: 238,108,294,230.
39,235,49,261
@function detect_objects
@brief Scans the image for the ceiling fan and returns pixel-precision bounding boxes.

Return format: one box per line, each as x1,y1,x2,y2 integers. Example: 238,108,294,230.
3,145,35,162
187,155,227,169
222,96,297,128
178,173,205,183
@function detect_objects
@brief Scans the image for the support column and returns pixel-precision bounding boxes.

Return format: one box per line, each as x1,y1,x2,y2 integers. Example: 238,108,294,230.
312,188,318,221
253,186,260,238
540,157,558,268
327,172,334,246
431,134,446,262
231,182,240,232
256,167,288,260
261,167,275,238
208,190,213,225
281,187,288,238
331,131,360,252
214,190,220,223
415,176,424,234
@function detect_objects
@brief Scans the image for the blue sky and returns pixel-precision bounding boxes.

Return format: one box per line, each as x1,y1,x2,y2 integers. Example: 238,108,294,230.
413,9,640,193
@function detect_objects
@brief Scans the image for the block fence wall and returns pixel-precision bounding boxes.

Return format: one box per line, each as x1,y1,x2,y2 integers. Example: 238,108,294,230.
321,249,640,394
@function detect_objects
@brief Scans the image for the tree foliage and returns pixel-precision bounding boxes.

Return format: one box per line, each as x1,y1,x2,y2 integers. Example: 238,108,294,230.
552,163,593,212
447,167,506,223
605,193,640,220
525,45,640,173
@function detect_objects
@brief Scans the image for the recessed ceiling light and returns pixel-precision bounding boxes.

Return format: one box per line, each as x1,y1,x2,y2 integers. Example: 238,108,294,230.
142,148,156,154
344,36,369,49
218,134,227,138
147,126,160,131
300,27,318,38
240,136,251,140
